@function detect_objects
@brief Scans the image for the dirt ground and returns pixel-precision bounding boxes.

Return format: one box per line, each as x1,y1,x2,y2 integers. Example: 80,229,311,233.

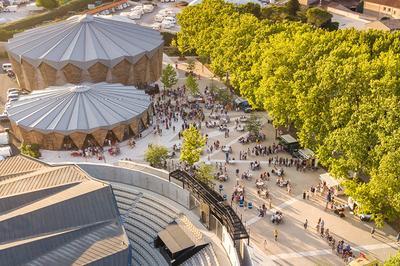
0,74,18,113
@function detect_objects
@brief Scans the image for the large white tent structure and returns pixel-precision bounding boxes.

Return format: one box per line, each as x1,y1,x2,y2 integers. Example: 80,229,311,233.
8,82,152,150
6,14,164,91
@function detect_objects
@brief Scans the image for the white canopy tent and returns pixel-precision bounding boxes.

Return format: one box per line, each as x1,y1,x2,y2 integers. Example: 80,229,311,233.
319,173,344,196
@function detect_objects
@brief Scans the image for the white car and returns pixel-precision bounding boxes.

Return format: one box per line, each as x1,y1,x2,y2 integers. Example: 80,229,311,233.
131,6,144,15
152,23,161,30
154,14,164,22
161,20,174,29
2,63,12,72
163,16,176,24
143,4,154,13
7,88,18,94
128,11,142,20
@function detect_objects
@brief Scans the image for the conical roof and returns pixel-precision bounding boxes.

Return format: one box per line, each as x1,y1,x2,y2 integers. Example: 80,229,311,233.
6,14,164,69
7,82,151,134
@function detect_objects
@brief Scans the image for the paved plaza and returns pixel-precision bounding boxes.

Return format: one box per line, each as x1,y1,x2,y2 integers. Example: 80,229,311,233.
41,55,399,265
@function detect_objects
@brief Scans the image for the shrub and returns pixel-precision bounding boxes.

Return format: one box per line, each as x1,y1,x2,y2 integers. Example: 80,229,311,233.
21,143,41,158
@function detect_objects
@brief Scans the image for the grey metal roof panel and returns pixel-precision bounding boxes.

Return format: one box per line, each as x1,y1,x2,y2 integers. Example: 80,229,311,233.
0,182,118,244
7,82,151,134
7,14,164,69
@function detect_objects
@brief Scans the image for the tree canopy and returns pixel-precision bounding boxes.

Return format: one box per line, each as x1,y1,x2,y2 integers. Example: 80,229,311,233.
161,64,178,89
176,0,400,225
36,0,59,9
180,126,206,166
145,145,169,168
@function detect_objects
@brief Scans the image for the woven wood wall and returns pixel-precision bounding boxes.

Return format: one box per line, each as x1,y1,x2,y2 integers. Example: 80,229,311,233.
62,63,82,84
39,63,57,87
88,62,109,83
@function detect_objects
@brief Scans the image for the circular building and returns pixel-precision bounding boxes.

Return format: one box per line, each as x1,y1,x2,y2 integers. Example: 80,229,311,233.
6,14,164,91
8,82,152,150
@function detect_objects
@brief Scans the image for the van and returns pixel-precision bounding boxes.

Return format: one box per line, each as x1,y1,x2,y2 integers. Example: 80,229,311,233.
2,63,12,72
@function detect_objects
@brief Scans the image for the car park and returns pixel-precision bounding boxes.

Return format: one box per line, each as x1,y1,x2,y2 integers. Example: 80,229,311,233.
161,20,174,29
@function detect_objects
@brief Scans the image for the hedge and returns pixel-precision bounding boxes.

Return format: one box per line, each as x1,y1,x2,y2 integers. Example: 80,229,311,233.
0,0,113,41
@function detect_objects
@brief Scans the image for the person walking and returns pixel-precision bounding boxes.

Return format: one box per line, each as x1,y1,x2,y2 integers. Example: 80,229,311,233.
396,232,400,244
316,218,321,231
274,229,278,241
371,226,375,236
304,219,308,230
264,239,267,250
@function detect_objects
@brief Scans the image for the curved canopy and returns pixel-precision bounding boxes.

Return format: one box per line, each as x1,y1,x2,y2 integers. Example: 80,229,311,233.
7,82,151,134
7,14,163,69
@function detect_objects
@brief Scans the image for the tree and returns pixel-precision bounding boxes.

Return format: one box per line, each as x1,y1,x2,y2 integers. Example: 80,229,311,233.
144,145,169,168
246,113,262,136
186,74,199,95
195,163,214,183
211,86,232,105
36,0,59,9
286,0,300,17
237,3,261,18
384,252,400,266
21,143,41,158
180,126,206,166
306,7,333,28
161,64,178,89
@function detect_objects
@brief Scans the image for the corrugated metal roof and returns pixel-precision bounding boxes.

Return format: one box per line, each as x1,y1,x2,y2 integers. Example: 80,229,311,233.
26,222,128,266
0,156,129,265
0,165,90,198
7,82,151,134
0,155,47,178
7,14,164,69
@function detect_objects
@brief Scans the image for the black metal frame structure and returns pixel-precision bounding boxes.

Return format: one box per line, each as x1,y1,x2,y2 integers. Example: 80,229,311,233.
169,170,249,242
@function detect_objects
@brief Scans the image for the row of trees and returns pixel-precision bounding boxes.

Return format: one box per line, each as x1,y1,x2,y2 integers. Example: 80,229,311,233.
175,0,400,226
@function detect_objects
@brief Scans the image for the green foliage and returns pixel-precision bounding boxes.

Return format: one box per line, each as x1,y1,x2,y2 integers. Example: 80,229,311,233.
176,0,400,225
160,31,177,47
0,0,113,41
384,252,400,266
36,0,59,9
186,59,196,72
237,2,261,18
195,163,214,183
186,74,199,95
306,7,333,27
210,86,232,105
144,144,169,168
161,64,178,89
180,126,206,165
285,0,300,17
246,113,262,136
21,143,41,158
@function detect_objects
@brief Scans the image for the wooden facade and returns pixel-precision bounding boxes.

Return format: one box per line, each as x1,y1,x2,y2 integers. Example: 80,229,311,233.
10,109,151,150
8,46,163,91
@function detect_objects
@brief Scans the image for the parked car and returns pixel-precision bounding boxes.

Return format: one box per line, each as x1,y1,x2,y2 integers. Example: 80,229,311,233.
131,5,144,15
163,16,176,24
128,11,142,20
154,14,164,22
161,20,174,29
2,63,12,72
152,23,161,30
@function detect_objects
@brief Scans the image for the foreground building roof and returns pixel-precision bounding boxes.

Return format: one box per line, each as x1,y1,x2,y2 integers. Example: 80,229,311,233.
7,82,151,134
0,155,129,265
7,14,164,70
